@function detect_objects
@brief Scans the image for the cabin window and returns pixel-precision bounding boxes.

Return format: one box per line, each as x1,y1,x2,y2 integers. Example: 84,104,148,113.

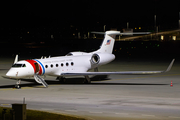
56,64,58,67
71,62,74,66
45,65,48,68
66,63,69,66
61,63,63,67
51,64,53,68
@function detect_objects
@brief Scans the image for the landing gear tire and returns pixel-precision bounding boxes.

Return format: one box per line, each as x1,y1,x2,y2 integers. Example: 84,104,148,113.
15,84,21,89
14,80,21,89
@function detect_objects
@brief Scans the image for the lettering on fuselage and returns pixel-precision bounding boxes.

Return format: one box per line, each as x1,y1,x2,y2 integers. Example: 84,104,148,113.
44,59,73,63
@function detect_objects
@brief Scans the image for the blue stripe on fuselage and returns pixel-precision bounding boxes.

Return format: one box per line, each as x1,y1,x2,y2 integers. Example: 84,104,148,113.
33,59,45,75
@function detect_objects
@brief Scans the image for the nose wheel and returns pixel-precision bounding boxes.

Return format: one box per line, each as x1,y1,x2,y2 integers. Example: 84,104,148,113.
14,80,21,89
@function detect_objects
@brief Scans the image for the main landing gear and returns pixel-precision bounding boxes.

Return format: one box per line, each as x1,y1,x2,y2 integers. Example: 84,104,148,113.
56,76,66,83
14,80,21,89
56,76,91,84
83,76,91,84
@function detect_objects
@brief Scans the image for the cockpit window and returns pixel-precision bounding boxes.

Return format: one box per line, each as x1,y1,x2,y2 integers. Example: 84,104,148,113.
22,64,26,67
12,64,26,68
12,64,22,67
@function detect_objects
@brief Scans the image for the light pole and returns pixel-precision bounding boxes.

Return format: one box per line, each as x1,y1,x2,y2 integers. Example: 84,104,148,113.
154,15,156,32
179,12,180,29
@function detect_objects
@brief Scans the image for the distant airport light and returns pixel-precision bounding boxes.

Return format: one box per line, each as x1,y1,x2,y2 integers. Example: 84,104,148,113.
78,32,81,39
139,27,141,29
51,35,54,39
172,36,176,40
161,35,164,40
88,32,90,38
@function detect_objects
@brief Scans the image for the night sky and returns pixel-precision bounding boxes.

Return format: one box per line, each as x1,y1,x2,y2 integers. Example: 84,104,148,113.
1,1,180,29
0,1,180,58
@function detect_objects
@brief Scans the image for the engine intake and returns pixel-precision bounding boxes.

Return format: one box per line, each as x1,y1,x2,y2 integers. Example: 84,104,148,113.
90,54,100,64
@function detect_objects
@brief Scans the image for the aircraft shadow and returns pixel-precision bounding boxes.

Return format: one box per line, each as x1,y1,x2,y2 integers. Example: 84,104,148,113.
0,75,169,89
90,83,169,85
90,75,110,81
0,69,8,71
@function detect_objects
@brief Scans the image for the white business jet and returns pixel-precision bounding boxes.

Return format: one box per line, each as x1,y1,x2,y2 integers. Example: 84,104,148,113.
5,31,175,88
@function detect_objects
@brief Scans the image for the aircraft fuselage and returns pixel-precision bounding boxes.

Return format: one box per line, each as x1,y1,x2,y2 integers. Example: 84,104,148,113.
6,53,115,79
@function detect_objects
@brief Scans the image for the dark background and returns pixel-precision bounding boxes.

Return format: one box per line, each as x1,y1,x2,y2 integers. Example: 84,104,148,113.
0,0,180,60
1,1,180,29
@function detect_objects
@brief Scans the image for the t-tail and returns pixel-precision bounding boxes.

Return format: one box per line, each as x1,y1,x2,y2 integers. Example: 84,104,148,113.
92,30,150,54
92,31,120,54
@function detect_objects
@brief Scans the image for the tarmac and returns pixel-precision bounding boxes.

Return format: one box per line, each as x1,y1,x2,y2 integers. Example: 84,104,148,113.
0,57,180,120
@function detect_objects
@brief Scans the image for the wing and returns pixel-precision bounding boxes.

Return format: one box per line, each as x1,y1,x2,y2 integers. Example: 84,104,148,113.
61,59,175,76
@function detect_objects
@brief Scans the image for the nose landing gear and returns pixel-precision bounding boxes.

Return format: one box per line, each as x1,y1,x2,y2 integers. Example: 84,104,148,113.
14,80,21,89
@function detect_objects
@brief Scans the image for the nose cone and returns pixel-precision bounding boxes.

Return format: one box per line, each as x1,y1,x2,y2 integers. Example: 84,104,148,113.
6,71,11,77
6,69,18,78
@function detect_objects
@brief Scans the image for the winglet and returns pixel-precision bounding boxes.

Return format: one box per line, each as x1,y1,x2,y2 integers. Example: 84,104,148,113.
164,59,175,72
14,55,18,64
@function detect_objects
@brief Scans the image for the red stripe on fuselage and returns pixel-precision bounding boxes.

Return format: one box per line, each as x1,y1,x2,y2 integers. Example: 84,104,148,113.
26,60,43,75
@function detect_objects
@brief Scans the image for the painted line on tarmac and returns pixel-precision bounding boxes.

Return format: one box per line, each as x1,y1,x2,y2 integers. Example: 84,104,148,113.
115,113,129,116
65,110,103,114
40,108,54,111
89,111,102,114
0,88,18,91
22,87,33,89
0,85,60,91
65,110,78,112
141,114,155,117
0,104,11,106
0,87,32,91
168,116,180,119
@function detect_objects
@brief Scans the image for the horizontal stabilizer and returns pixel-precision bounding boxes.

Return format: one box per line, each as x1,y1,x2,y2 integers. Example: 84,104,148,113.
91,31,150,35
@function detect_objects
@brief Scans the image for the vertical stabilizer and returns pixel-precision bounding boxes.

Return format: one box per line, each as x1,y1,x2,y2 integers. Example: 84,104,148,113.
93,31,120,54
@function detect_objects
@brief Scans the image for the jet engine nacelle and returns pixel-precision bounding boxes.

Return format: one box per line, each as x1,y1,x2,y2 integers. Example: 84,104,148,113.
90,53,115,66
90,54,100,64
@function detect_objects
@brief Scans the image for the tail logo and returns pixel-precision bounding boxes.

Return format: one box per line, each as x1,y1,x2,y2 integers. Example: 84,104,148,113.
106,40,111,45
